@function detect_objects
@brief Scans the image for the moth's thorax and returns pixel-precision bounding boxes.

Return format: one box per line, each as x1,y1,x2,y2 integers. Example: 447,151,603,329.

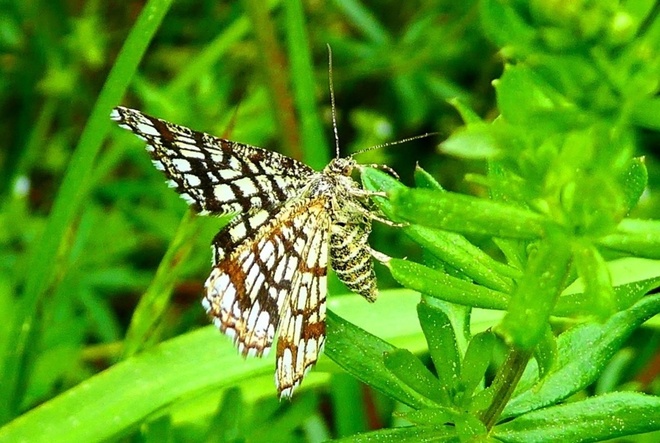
325,157,356,176
306,157,361,200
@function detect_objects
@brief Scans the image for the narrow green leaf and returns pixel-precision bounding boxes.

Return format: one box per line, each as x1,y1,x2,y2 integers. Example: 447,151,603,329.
334,425,455,443
0,0,175,424
500,234,572,350
554,258,660,316
123,210,202,357
325,310,435,409
413,164,444,191
503,294,660,419
0,328,272,443
389,187,547,240
533,326,556,380
334,0,391,45
495,392,660,443
388,259,509,310
455,413,487,439
330,374,368,437
399,407,456,426
598,218,660,259
284,0,330,169
417,302,461,392
327,288,426,354
459,332,495,403
406,226,515,293
479,0,536,51
140,415,172,443
495,64,580,127
631,96,660,131
383,348,450,405
205,388,245,443
571,240,617,320
440,123,501,159
242,0,301,160
164,4,277,95
447,98,483,125
363,168,516,293
618,157,648,214
0,290,426,443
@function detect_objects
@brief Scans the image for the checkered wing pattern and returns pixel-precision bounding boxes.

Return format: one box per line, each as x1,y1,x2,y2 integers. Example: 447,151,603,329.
110,107,313,216
112,106,384,399
204,197,330,398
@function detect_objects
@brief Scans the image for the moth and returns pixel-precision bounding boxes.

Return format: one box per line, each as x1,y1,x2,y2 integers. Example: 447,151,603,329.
111,102,396,397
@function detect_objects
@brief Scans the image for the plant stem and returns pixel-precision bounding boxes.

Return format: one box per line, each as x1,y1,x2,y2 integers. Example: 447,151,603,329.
480,346,532,430
242,0,302,161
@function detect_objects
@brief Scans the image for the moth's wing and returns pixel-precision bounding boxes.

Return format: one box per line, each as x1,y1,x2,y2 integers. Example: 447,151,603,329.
204,197,330,367
111,106,313,214
330,221,377,301
275,253,328,398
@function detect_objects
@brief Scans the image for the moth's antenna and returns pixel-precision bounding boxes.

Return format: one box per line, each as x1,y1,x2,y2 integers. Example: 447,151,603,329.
327,44,341,159
351,132,438,157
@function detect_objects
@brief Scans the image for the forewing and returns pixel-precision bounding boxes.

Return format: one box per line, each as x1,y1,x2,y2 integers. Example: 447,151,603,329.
111,106,313,214
203,196,330,367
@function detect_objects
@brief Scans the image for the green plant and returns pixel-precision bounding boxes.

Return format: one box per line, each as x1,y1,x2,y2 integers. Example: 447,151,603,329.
0,0,658,442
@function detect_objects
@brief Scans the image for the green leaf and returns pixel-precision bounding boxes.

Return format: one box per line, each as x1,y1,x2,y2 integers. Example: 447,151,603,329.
334,0,390,45
598,218,660,259
413,165,445,191
140,415,173,443
383,349,450,405
325,310,435,409
284,0,330,169
0,290,426,443
495,64,581,128
479,0,537,53
387,259,510,310
0,327,272,443
631,97,660,131
495,392,660,443
417,302,461,392
533,326,557,380
363,168,516,293
458,332,495,404
447,97,483,125
334,425,455,443
500,234,572,350
503,294,660,419
0,0,176,424
440,123,501,159
399,407,456,426
123,210,202,357
554,257,660,316
571,240,616,320
455,413,488,440
618,157,648,214
389,187,547,240
205,388,244,443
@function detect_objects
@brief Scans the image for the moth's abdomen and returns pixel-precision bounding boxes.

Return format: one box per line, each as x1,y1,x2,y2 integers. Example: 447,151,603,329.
330,222,377,301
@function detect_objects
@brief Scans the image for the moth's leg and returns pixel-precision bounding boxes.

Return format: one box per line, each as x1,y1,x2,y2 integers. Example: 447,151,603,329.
357,163,400,180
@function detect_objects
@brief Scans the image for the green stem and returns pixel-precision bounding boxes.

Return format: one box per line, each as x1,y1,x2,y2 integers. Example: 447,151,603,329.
480,347,532,430
242,0,302,160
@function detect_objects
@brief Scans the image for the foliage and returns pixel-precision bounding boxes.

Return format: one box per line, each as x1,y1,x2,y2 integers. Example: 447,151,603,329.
0,0,659,442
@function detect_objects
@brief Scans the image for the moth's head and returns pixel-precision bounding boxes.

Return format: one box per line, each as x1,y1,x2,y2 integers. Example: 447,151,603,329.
326,157,356,176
